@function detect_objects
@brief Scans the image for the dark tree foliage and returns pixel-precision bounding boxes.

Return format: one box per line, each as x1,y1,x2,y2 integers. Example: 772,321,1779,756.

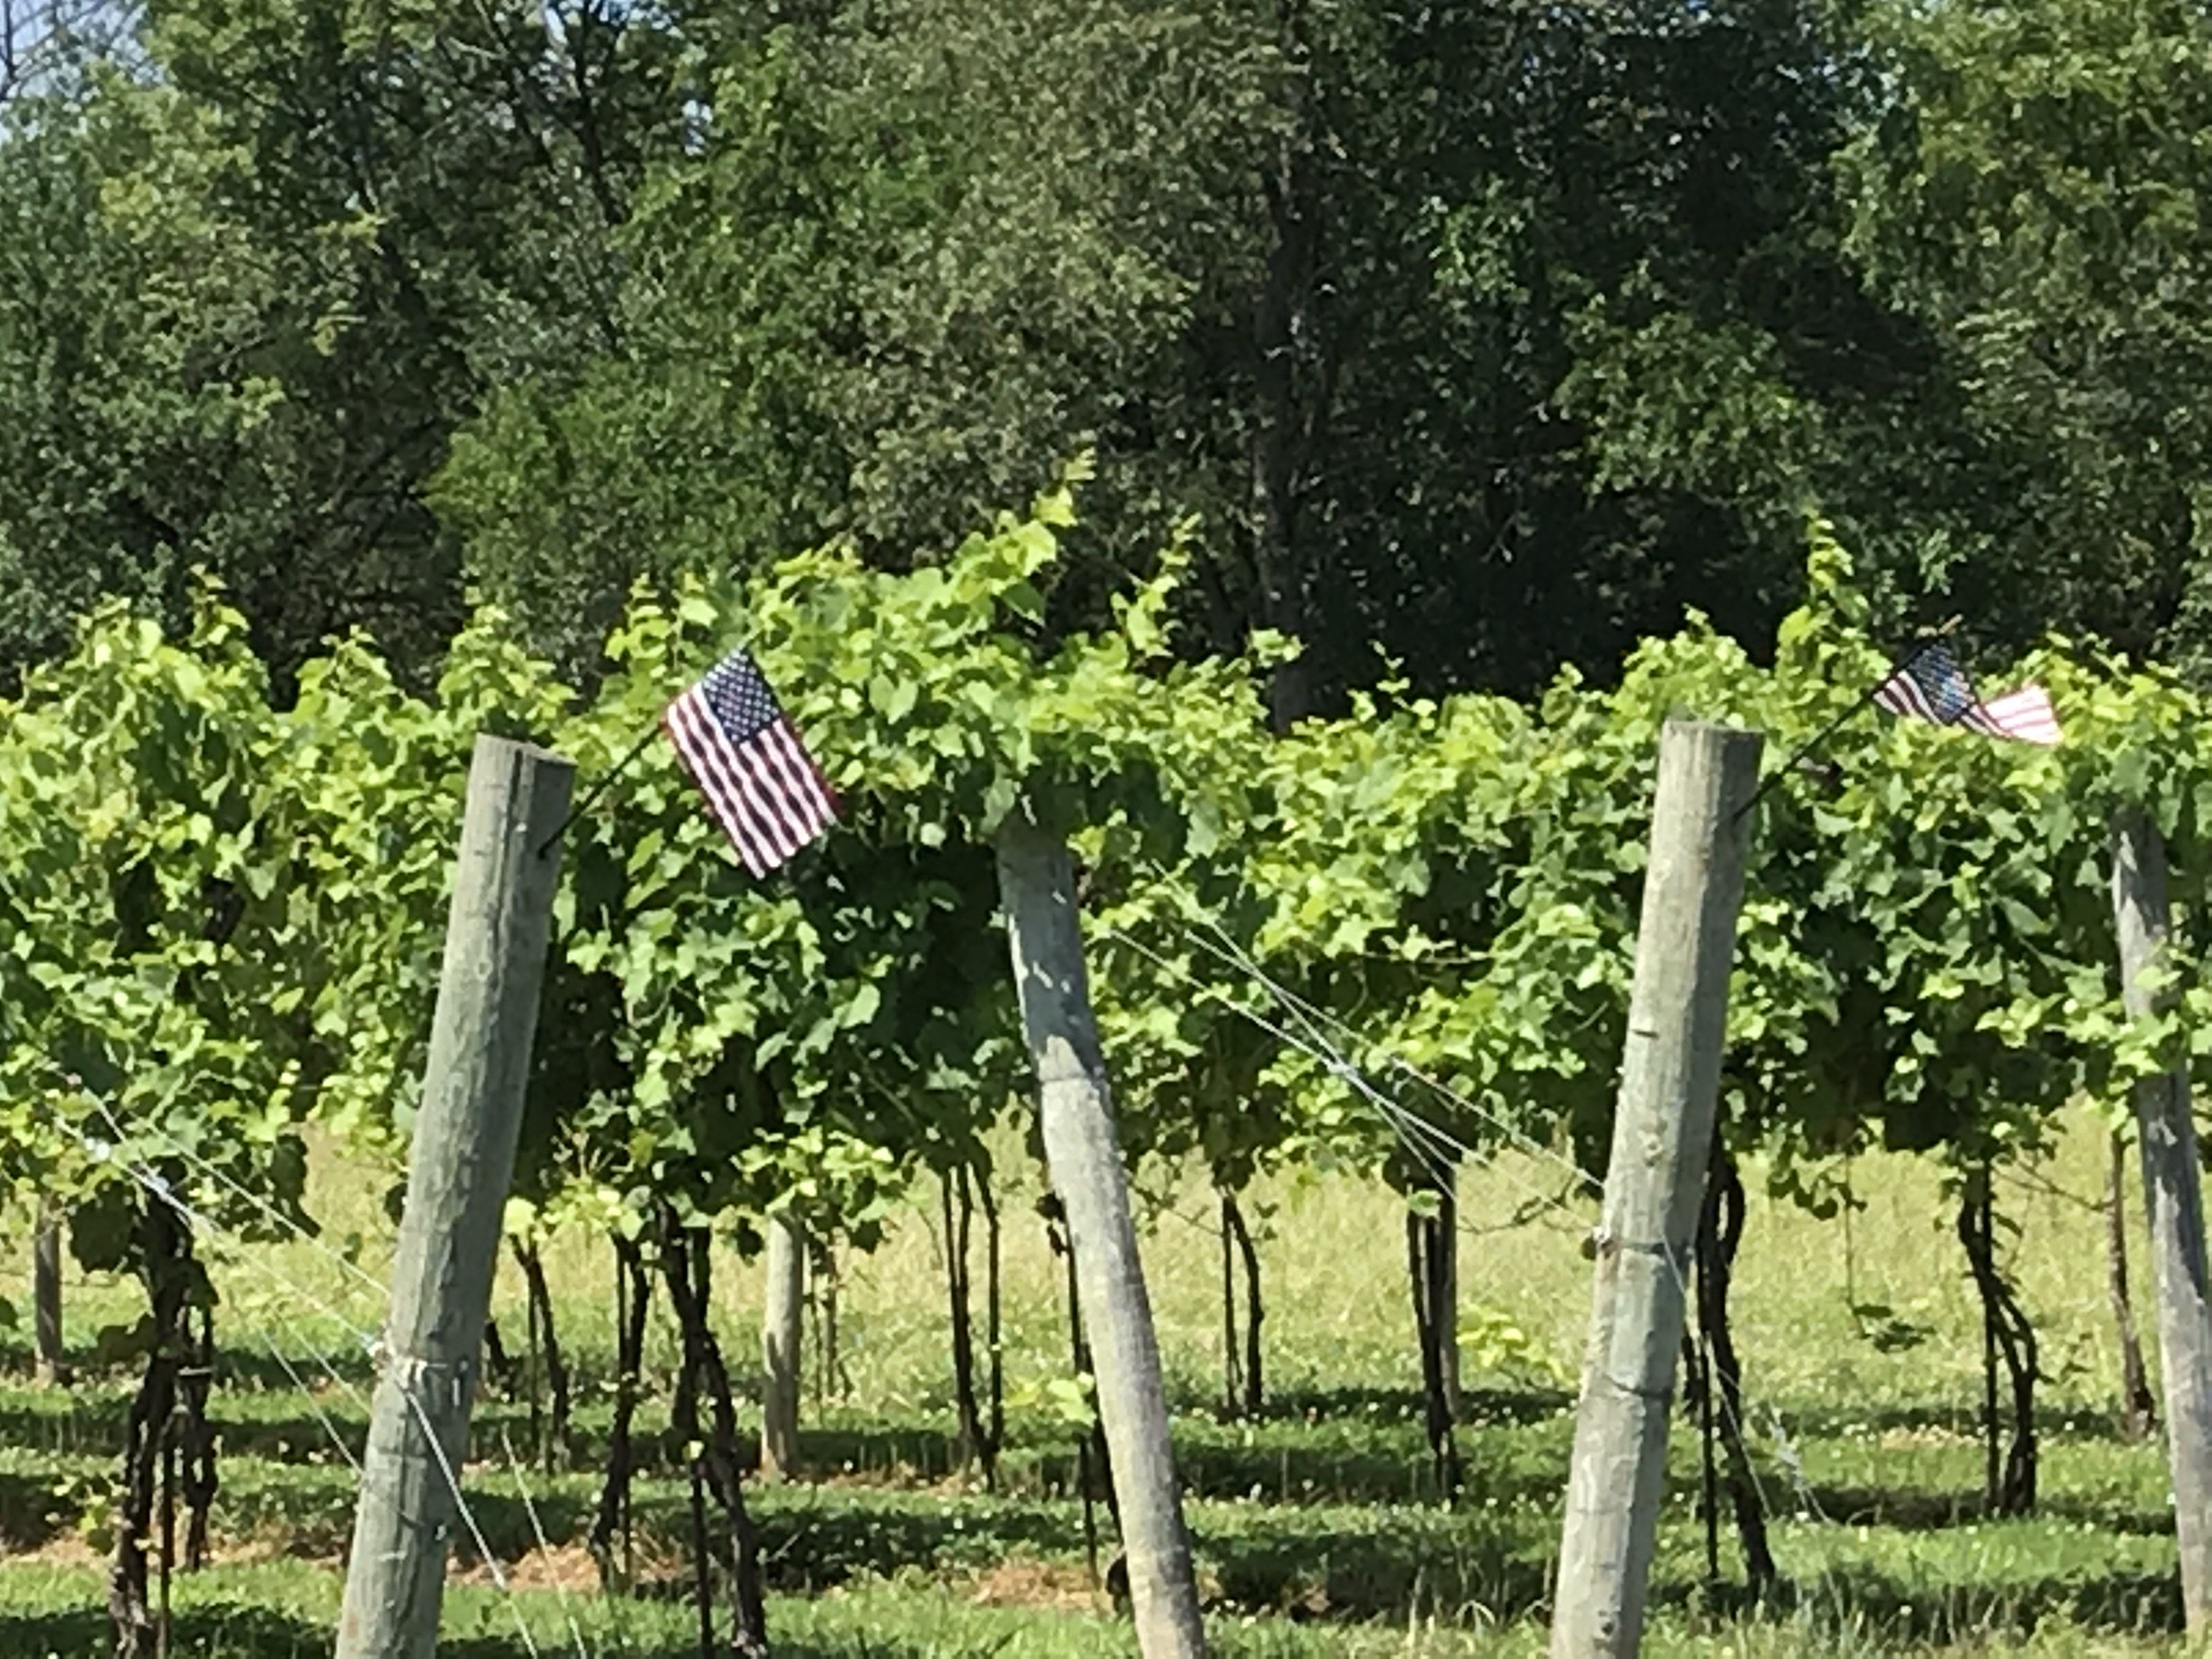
6,0,2202,701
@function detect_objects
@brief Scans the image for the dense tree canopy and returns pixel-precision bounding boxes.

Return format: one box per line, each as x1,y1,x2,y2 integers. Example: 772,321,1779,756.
14,0,2196,707
1842,0,2212,669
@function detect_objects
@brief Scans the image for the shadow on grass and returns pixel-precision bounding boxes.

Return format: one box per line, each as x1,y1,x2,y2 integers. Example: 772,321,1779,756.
1735,1561,2186,1644
0,1602,1094,1659
0,1346,379,1396
749,1495,1080,1593
1782,1398,2165,1446
1198,1519,1550,1621
1802,1484,2175,1538
0,1392,569,1469
1190,1509,2186,1633
773,1421,1497,1509
555,1487,1554,1624
0,1378,1573,1497
1171,1434,1568,1513
0,1606,341,1659
0,1517,2185,1652
780,1387,1572,1510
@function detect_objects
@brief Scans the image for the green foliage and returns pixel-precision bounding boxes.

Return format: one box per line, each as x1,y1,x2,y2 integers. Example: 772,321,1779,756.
9,490,2212,1509
430,0,1955,714
1839,0,2212,670
0,584,317,1266
437,0,1283,674
0,0,688,689
9,0,2165,727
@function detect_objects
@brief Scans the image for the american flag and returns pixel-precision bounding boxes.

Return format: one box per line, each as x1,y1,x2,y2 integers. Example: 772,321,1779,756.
1873,641,2062,747
662,647,840,876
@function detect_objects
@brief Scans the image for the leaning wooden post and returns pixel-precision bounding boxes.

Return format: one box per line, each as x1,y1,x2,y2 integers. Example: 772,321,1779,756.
759,1211,806,1480
2110,807,2212,1633
995,797,1207,1659
1550,719,1762,1659
336,735,574,1659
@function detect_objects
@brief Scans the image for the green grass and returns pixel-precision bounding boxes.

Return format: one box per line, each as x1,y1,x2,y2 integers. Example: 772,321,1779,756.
0,1107,2196,1654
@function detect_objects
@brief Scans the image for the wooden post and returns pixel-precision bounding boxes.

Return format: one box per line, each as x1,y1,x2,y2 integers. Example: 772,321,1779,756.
335,735,573,1659
33,1206,67,1386
2110,807,2212,1633
995,798,1207,1659
759,1211,805,1480
1550,719,1762,1659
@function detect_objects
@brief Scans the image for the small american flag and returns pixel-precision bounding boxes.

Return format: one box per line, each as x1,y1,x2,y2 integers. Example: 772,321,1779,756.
1874,641,2062,747
662,647,840,876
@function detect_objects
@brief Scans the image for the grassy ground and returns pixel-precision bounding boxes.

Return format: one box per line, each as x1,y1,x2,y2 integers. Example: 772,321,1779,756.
0,1105,2191,1655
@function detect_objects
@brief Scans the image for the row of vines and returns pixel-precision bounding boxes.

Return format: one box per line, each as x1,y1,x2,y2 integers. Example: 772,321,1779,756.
2,480,2208,1649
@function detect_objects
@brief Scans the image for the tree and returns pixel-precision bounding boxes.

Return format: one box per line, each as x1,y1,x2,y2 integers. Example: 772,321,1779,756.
0,0,687,690
438,0,1285,678
1839,0,2212,669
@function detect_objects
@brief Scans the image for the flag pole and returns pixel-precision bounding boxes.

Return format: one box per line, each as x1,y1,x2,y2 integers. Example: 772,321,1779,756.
535,721,662,857
1733,635,1941,822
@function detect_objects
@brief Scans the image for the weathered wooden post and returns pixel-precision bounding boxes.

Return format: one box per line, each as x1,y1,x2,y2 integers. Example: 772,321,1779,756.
760,1212,806,1480
996,795,1207,1658
335,735,573,1659
2110,806,2212,1633
1550,719,1762,1658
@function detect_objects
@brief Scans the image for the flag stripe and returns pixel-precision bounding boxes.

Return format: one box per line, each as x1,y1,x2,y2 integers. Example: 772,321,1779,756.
731,738,807,867
659,646,840,876
1979,685,2063,746
757,722,838,838
1957,704,2011,739
661,706,757,874
668,690,789,873
1874,676,1942,724
665,695,784,873
751,721,833,847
